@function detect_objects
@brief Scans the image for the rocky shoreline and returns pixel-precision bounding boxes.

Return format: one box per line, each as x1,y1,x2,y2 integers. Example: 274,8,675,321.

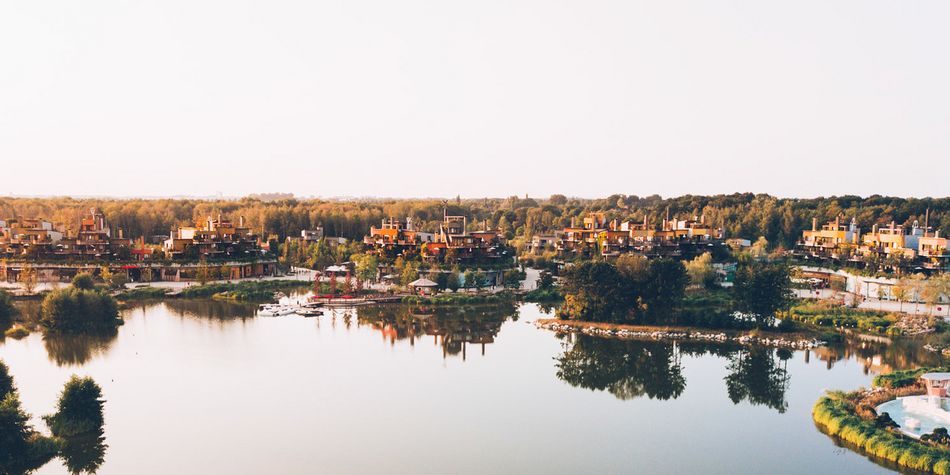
534,319,825,349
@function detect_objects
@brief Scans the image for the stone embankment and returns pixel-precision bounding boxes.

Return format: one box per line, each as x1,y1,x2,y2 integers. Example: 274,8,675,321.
535,320,824,349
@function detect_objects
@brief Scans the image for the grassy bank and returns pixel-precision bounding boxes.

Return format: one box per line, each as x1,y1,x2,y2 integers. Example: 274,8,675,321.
117,280,311,302
874,367,950,389
813,391,950,473
401,291,520,305
790,301,901,335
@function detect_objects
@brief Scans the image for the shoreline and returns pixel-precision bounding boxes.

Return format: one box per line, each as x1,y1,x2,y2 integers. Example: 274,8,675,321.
534,318,825,349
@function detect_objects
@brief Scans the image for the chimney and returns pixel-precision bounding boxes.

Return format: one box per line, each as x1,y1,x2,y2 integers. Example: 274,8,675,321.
570,217,575,228
835,216,840,229
239,216,245,227
812,218,817,232
118,228,124,239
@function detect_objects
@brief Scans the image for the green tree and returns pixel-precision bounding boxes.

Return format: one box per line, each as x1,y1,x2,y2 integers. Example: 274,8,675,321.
0,361,14,400
447,268,461,292
503,269,526,290
557,261,635,323
685,252,716,288
0,290,16,323
44,376,105,437
641,259,689,322
41,278,121,332
400,263,419,287
732,263,792,328
462,269,476,290
71,273,96,291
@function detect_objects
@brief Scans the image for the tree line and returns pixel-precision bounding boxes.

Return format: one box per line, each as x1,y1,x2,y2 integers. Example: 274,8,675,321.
2,194,948,250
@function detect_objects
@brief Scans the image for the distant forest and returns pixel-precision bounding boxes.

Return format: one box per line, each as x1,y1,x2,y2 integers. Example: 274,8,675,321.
1,194,948,250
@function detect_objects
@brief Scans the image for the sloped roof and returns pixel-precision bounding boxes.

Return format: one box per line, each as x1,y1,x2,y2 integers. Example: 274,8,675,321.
408,278,438,287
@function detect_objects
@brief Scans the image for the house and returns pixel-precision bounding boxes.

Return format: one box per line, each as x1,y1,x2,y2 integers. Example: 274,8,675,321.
799,217,860,259
164,214,262,260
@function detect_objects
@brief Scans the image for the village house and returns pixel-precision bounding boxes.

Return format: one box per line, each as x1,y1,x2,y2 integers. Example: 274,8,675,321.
420,213,507,264
797,214,949,271
799,217,861,259
163,214,263,260
552,212,724,258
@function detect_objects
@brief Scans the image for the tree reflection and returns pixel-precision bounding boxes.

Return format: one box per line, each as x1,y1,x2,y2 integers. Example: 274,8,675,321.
555,336,686,400
358,304,512,360
724,347,790,413
59,429,107,474
43,329,118,366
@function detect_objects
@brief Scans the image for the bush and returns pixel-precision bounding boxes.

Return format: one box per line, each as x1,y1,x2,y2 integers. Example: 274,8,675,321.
0,366,57,473
0,290,16,322
71,273,96,291
44,376,105,437
116,286,169,300
41,287,121,332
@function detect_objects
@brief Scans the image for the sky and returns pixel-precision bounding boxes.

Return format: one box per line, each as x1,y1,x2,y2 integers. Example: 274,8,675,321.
1,1,948,200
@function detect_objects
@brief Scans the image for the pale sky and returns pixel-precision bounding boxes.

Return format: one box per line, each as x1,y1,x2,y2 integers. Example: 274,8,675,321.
1,1,948,199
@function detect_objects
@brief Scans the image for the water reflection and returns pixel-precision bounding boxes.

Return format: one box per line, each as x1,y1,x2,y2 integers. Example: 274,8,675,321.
555,335,686,400
43,329,118,367
59,429,107,475
160,299,257,320
724,348,790,413
555,336,789,409
358,304,513,360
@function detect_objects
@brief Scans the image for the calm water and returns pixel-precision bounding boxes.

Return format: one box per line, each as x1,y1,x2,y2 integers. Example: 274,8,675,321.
0,299,942,474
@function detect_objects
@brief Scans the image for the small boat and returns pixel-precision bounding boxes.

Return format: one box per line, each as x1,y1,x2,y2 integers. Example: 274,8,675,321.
257,304,296,317
296,307,324,317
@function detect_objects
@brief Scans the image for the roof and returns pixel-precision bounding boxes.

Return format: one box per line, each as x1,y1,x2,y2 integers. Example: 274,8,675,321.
921,373,950,380
408,278,438,287
325,265,348,273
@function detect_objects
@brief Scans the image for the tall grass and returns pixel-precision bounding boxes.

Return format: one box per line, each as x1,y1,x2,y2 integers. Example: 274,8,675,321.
874,367,950,389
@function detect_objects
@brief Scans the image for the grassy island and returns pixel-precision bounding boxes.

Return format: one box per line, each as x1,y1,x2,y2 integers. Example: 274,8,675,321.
40,274,122,332
813,369,950,474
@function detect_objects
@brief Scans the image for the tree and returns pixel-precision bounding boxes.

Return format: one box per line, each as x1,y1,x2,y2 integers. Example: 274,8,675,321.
44,376,105,437
41,278,121,332
19,264,37,294
447,268,461,292
537,270,555,290
503,269,526,290
400,263,419,287
462,269,476,290
71,273,96,291
640,259,689,322
99,266,113,285
0,363,56,473
0,361,14,400
685,252,716,288
892,279,910,312
195,259,211,286
922,278,944,316
353,253,378,284
473,270,486,291
732,263,792,328
750,236,769,259
0,290,16,323
557,261,635,323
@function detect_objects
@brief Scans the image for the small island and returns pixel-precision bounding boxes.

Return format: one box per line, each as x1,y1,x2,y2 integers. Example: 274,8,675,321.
814,369,950,474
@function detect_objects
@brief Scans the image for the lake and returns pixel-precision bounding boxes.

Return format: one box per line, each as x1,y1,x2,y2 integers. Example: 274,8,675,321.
1,299,940,474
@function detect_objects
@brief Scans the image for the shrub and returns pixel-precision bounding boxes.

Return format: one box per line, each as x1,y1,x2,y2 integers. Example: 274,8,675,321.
44,376,105,437
40,288,121,332
0,290,16,322
874,367,950,389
